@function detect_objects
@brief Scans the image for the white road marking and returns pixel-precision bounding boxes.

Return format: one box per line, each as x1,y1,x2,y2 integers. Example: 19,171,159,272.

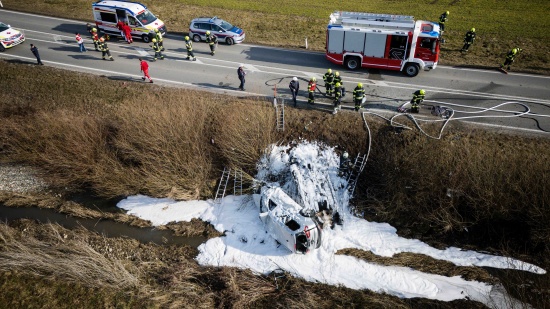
4,9,550,81
134,47,150,57
244,64,259,72
0,52,546,134
53,35,61,42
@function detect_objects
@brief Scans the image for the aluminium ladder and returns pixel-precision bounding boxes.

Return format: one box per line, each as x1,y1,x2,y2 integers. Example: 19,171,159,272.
214,167,231,204
274,97,285,131
347,153,367,197
233,168,243,196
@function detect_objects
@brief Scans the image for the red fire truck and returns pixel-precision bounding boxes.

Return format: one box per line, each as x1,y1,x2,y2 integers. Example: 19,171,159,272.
326,11,441,77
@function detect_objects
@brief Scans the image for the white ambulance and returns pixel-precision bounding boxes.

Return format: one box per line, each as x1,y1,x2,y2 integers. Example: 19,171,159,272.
326,11,441,77
92,0,166,43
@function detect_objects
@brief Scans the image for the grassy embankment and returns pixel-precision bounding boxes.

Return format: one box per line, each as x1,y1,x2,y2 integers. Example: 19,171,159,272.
0,56,549,307
4,0,550,74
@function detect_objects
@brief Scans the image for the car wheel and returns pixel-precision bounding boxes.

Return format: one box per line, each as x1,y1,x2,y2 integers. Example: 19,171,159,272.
0,44,5,52
403,63,420,77
142,34,150,43
345,56,361,70
193,34,201,42
226,37,234,45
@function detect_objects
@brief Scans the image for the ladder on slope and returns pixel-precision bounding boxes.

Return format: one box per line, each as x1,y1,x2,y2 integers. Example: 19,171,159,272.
274,97,285,131
214,167,231,204
233,168,243,196
347,153,367,197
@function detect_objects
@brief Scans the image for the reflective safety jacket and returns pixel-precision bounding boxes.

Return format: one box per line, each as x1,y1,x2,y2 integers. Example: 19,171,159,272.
334,75,342,85
334,87,342,101
464,30,476,43
100,42,109,52
185,40,193,51
155,32,163,43
353,86,365,100
439,12,448,24
206,35,218,45
152,42,162,52
411,90,425,104
323,72,334,84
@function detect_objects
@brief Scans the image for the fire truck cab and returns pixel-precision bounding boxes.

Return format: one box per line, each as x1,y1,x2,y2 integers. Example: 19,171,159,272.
326,11,440,77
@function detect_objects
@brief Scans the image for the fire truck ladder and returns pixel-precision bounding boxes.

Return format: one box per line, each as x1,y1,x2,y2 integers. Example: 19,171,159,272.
347,153,367,197
233,168,243,196
214,167,231,204
274,97,285,131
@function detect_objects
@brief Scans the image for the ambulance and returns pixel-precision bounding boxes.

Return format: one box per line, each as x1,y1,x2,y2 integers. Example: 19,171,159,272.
326,11,440,77
92,0,166,43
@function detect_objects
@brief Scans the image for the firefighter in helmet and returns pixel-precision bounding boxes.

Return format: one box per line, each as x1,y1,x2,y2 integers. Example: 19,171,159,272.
410,89,425,113
461,28,476,52
307,77,316,105
91,28,100,51
333,82,343,114
154,28,164,51
439,11,449,33
150,38,164,61
205,31,218,56
353,82,365,111
500,48,522,71
334,71,342,86
99,37,113,61
184,36,196,61
323,68,335,96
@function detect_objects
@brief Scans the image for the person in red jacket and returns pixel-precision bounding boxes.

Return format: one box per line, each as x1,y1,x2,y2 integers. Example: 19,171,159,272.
139,58,153,83
123,23,133,44
116,20,125,40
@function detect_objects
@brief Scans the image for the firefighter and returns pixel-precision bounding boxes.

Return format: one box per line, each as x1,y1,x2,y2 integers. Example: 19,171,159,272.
410,89,425,113
333,82,342,114
150,38,164,61
91,28,100,51
353,82,365,111
307,77,316,105
461,28,476,52
205,31,218,56
184,36,197,61
334,71,342,87
289,76,300,107
439,11,449,33
323,68,335,96
154,29,164,51
99,37,114,61
339,151,352,177
500,48,522,71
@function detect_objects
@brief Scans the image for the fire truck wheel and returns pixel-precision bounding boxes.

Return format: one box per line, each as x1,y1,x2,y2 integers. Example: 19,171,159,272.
345,56,361,70
404,63,420,77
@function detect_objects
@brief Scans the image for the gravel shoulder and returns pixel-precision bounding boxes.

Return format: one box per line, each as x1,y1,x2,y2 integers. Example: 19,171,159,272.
0,164,48,194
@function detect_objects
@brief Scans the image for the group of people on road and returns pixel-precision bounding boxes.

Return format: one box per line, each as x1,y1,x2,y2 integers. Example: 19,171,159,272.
438,11,523,72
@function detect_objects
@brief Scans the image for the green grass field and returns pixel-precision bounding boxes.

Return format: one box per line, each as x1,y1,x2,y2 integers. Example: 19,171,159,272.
4,0,550,74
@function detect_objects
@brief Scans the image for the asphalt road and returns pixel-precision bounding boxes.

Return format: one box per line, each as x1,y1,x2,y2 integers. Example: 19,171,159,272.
1,9,549,135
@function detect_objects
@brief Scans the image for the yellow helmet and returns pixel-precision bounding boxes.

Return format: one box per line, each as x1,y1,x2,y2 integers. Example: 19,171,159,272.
152,38,157,43
185,36,190,41
335,82,341,88
446,11,449,15
327,68,332,73
335,71,340,76
155,28,159,33
419,89,426,95
358,82,363,87
311,77,316,81
471,28,475,32
206,31,210,35
512,48,518,54
92,28,97,32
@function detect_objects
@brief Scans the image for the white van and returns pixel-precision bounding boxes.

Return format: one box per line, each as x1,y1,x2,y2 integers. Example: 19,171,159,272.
92,0,166,43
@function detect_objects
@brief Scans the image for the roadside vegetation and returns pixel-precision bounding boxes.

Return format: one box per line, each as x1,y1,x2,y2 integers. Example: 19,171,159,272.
0,59,549,307
3,0,550,74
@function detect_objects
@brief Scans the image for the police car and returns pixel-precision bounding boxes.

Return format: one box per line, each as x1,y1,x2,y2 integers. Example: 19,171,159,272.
0,22,25,52
189,16,245,45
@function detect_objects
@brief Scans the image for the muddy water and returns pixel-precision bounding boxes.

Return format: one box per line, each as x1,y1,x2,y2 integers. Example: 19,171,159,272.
0,203,207,248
